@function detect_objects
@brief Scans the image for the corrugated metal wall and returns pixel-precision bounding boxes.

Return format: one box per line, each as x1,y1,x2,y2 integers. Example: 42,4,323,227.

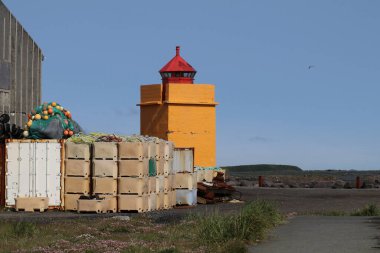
0,1,42,127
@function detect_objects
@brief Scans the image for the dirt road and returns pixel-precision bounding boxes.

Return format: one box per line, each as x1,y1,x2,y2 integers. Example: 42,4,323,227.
251,216,380,253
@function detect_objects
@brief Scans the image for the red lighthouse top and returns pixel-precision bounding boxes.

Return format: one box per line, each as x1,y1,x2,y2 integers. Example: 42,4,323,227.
159,46,197,85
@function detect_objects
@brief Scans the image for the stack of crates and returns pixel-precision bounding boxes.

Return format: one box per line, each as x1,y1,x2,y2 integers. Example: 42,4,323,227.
91,142,118,213
64,143,91,211
196,167,226,183
173,149,197,206
118,142,150,213
156,140,176,209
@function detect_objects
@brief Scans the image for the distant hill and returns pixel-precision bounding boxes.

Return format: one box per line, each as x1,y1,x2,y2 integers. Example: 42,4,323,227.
223,164,303,173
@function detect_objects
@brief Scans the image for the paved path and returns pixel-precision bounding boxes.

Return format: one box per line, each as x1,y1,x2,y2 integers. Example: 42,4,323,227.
250,216,380,253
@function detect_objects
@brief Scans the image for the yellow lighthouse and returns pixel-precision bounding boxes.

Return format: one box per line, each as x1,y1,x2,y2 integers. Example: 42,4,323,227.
139,46,217,167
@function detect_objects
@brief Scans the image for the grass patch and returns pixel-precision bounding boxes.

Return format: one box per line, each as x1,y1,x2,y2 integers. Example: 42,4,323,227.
11,221,39,237
195,200,283,248
122,246,153,253
158,248,181,253
0,202,283,252
351,204,380,216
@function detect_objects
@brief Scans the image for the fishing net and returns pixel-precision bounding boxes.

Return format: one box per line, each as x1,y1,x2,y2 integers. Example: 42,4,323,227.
67,132,161,144
25,102,82,139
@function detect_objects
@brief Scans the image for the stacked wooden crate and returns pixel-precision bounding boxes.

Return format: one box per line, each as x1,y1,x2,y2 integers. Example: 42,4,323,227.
89,142,118,213
64,143,91,211
63,139,176,213
196,167,226,183
173,148,197,206
156,140,176,209
118,142,150,213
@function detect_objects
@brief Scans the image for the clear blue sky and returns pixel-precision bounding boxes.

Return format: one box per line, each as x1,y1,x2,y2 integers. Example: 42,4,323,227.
4,0,380,170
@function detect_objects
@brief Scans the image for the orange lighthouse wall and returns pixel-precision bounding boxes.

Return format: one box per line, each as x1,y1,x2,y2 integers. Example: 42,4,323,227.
139,83,217,167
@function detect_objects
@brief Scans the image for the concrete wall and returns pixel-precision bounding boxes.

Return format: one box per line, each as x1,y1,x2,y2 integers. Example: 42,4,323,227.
0,1,43,127
139,83,217,167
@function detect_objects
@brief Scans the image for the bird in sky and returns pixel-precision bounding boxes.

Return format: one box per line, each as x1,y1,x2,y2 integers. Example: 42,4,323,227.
308,65,316,69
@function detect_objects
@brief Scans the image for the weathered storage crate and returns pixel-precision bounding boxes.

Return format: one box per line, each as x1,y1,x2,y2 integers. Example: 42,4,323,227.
157,159,173,176
5,140,62,207
156,175,164,193
118,142,148,160
174,173,197,190
157,192,164,210
65,160,90,177
148,177,156,194
164,191,176,209
164,175,174,193
65,142,91,160
157,141,174,160
64,177,90,194
77,197,116,213
171,190,176,207
118,159,148,177
92,160,118,178
78,199,104,213
118,195,148,213
64,194,82,211
148,193,157,211
147,142,158,159
98,195,117,213
173,148,194,173
92,178,117,195
176,189,197,206
118,177,148,195
15,197,49,212
196,169,205,182
93,142,118,160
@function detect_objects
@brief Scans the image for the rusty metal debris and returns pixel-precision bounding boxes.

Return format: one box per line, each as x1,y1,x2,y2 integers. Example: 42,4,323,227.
197,171,242,204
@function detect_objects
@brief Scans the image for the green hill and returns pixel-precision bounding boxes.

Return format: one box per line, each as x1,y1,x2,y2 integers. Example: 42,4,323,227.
223,164,303,174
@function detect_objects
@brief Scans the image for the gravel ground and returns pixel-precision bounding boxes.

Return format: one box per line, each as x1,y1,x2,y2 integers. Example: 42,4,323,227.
241,187,380,214
1,187,380,222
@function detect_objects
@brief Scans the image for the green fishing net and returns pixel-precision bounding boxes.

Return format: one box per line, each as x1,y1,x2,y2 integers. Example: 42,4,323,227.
25,102,81,139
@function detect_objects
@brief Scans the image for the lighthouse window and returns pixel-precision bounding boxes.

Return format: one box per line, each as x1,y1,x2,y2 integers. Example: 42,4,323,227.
161,73,172,78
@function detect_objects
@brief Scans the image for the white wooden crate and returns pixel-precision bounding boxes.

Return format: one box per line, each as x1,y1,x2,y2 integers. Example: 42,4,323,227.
5,141,61,207
176,189,197,206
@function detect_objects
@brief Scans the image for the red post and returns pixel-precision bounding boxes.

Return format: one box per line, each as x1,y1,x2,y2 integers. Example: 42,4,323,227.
259,176,264,187
356,176,361,189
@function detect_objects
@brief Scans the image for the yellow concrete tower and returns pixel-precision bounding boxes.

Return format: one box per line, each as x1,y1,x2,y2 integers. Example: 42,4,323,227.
139,46,217,167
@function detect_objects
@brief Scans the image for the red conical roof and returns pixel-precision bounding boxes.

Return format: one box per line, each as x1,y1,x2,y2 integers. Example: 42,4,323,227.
159,46,196,73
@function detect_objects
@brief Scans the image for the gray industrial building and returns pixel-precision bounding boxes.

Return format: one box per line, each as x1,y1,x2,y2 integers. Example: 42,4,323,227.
0,1,43,127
